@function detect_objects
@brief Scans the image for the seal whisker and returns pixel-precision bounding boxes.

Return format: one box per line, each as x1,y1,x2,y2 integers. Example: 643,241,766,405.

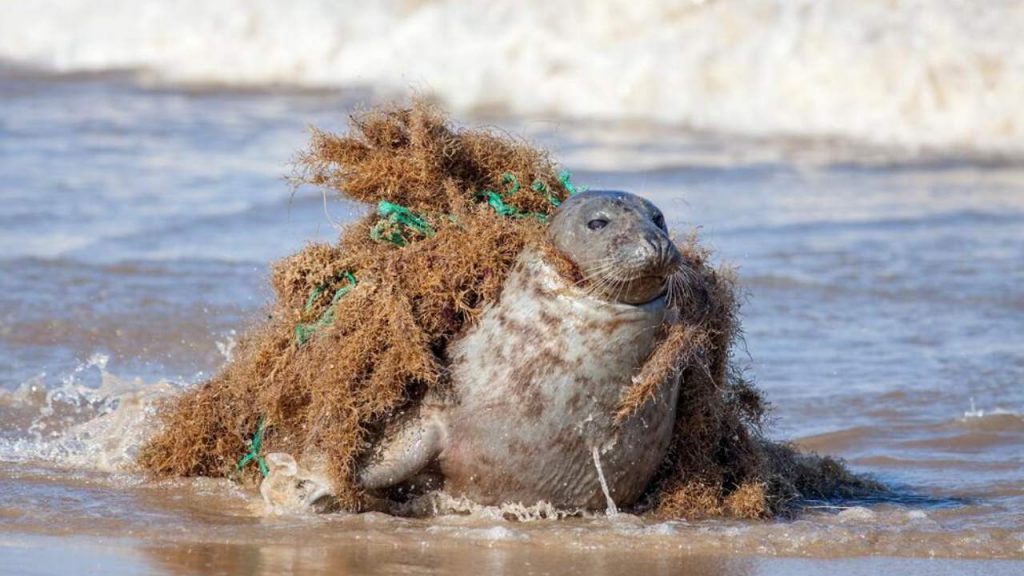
577,259,619,280
575,258,621,293
579,260,626,298
584,274,619,300
665,264,701,311
579,266,617,286
666,272,679,309
670,270,689,304
611,275,630,304
587,267,625,300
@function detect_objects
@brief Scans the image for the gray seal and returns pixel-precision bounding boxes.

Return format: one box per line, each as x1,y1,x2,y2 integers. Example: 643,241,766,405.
265,190,688,512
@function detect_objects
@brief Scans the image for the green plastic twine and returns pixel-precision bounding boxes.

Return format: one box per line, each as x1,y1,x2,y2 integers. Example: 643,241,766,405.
559,170,586,196
297,171,584,342
531,180,561,208
370,201,435,247
500,172,521,195
236,416,269,477
482,191,528,218
478,171,587,220
479,173,551,222
294,271,358,345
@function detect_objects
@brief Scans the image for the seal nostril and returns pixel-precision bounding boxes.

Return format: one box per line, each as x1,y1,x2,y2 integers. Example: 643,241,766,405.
643,233,662,264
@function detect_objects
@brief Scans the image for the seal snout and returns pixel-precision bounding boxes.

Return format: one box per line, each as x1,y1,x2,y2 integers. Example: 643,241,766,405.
615,227,678,291
640,227,681,274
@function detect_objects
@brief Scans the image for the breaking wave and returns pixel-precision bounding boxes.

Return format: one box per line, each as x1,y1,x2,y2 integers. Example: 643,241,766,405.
1,0,1023,152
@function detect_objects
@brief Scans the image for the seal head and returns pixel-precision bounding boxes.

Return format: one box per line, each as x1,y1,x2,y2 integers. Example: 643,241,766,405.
548,190,681,305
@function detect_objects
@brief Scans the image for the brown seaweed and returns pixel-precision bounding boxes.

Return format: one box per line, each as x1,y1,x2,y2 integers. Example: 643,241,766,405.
139,100,879,517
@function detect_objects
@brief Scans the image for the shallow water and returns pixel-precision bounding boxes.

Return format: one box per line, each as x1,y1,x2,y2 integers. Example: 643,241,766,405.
0,71,1022,574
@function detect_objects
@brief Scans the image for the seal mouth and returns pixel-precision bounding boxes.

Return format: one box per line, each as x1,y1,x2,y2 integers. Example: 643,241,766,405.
617,274,670,306
627,294,667,306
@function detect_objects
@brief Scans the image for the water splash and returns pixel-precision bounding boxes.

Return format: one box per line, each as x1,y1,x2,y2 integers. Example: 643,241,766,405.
961,397,1022,424
215,329,238,362
0,354,180,471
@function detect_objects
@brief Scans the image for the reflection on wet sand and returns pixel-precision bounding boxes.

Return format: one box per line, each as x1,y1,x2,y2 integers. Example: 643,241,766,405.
6,535,1022,576
141,541,752,576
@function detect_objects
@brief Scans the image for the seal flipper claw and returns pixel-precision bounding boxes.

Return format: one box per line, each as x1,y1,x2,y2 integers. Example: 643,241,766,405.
260,452,335,513
358,408,446,490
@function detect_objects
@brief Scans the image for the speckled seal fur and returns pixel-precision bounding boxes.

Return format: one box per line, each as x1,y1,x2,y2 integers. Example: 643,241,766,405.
437,247,680,508
263,191,686,512
357,191,685,510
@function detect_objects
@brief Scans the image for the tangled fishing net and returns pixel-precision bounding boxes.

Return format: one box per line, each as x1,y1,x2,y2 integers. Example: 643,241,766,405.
139,100,879,518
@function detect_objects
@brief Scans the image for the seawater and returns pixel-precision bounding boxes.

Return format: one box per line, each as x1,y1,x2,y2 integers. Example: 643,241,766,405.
1,0,1024,151
0,71,1022,574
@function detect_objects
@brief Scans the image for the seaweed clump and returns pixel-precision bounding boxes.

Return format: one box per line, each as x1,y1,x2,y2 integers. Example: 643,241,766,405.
139,100,878,517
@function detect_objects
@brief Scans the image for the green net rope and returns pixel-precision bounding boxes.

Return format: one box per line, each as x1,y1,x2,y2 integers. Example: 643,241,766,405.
294,271,358,345
236,416,269,477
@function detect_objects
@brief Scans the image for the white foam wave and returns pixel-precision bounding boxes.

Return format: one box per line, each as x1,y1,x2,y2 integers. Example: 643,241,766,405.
1,0,1023,152
962,397,1022,421
0,354,180,471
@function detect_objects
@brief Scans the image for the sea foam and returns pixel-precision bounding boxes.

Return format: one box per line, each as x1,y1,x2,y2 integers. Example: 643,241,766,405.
1,0,1022,151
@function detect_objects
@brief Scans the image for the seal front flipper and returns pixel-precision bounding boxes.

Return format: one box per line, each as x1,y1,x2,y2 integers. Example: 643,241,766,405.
260,452,336,514
358,406,447,490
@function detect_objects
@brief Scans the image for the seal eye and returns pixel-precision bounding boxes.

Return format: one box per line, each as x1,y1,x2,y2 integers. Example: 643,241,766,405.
587,218,609,231
653,213,665,230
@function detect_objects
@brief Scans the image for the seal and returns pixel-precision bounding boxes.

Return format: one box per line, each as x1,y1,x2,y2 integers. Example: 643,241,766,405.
264,190,688,512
